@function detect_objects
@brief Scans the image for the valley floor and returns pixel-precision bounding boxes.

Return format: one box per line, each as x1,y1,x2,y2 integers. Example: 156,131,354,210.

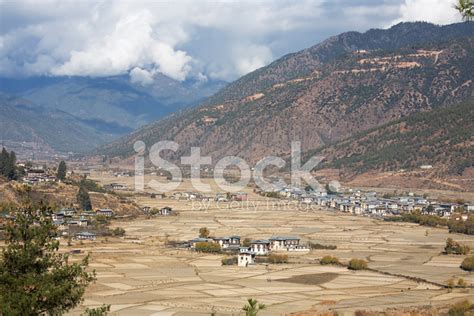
63,177,474,315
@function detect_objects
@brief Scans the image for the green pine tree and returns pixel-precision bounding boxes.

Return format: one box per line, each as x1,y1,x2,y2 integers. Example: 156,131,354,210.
0,147,9,178
0,204,96,314
57,161,67,181
0,148,16,180
7,150,17,180
77,186,92,211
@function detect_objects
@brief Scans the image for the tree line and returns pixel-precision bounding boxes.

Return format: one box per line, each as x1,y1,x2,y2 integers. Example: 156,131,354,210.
0,148,17,180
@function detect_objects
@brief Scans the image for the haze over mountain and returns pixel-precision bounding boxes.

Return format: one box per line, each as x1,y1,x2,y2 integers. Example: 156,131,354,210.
100,22,474,175
0,74,225,154
0,93,114,154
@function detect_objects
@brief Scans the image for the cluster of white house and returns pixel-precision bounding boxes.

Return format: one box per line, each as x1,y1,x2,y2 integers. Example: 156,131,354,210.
141,206,174,216
268,186,474,219
22,168,56,184
170,191,248,202
315,194,473,218
188,235,309,267
104,183,128,190
50,208,115,240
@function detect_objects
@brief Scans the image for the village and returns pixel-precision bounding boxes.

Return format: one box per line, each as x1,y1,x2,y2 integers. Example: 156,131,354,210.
2,161,474,314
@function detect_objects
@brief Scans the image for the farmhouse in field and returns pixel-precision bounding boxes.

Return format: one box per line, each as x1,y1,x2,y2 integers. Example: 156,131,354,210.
250,240,271,255
96,208,114,217
75,231,96,241
212,236,241,249
238,247,256,267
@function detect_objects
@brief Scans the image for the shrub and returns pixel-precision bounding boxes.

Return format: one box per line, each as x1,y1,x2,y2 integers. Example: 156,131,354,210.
447,278,456,289
348,259,368,270
461,256,474,271
309,242,337,250
457,278,467,288
254,257,266,263
112,227,125,237
242,238,252,247
268,253,288,264
448,300,473,316
199,227,210,238
195,242,221,253
320,255,340,265
221,256,238,266
445,238,470,255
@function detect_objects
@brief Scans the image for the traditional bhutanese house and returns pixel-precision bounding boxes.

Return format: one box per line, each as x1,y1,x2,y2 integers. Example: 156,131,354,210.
238,248,256,267
213,236,240,249
250,240,271,255
269,236,300,251
104,183,128,190
159,207,172,216
75,231,96,241
96,208,114,217
340,203,355,213
353,203,363,215
78,219,88,227
52,211,65,222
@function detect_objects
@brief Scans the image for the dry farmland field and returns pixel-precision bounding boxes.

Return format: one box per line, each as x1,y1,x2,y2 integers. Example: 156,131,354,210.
64,173,474,315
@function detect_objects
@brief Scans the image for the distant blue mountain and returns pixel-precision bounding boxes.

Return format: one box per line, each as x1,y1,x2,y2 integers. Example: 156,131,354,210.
0,73,226,153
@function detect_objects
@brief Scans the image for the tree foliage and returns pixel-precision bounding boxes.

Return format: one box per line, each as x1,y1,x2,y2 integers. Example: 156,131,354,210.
77,186,92,211
348,259,368,270
0,204,96,315
448,214,474,235
0,147,17,180
455,0,474,21
242,298,266,316
57,161,67,181
194,242,221,253
320,255,340,265
445,238,470,255
461,256,474,271
199,227,210,238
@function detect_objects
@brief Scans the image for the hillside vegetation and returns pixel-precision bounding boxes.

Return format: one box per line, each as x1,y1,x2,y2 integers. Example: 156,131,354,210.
310,99,474,175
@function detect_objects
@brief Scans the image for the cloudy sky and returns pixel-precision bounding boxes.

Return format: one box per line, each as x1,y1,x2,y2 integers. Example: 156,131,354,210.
0,0,462,83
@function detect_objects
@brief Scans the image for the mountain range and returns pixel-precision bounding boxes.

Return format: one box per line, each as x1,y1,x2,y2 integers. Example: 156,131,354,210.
99,22,474,175
0,74,225,154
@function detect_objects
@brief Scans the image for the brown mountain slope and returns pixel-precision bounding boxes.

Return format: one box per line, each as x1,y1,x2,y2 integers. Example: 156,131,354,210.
308,98,474,175
99,23,474,166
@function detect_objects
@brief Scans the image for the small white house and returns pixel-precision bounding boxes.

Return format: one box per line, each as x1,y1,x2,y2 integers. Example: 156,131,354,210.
75,232,96,241
213,236,240,249
96,209,114,217
250,240,271,255
238,248,256,267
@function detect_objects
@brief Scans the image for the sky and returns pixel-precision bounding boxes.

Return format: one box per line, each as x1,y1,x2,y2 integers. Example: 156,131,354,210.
0,0,463,84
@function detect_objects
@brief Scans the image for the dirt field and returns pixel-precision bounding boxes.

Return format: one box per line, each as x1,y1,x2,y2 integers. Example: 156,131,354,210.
63,174,474,315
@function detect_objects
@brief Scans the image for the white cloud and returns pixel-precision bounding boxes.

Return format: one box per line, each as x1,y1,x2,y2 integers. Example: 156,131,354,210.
129,67,154,85
234,44,273,76
50,10,193,81
0,0,463,82
392,0,460,25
